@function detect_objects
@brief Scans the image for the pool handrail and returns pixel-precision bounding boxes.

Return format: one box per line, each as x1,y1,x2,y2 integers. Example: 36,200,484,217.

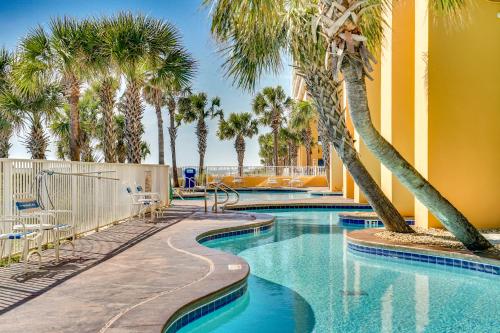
208,182,240,212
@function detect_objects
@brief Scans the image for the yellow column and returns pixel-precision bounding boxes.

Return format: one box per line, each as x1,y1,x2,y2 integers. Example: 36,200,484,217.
380,0,415,216
329,143,343,192
415,1,500,229
414,0,429,228
353,58,382,203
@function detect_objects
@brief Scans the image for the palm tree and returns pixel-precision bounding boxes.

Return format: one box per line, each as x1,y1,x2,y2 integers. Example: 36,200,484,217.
92,76,119,163
143,49,196,166
217,112,259,176
143,83,167,165
103,13,188,164
0,48,22,158
203,0,413,233
253,86,292,174
14,18,99,161
290,100,317,166
167,86,191,187
178,92,223,174
0,83,61,159
51,89,99,161
313,0,493,251
317,114,331,185
258,132,288,166
281,126,301,166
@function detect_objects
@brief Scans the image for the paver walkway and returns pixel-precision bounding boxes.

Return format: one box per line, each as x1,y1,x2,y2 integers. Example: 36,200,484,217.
0,203,272,333
0,205,196,315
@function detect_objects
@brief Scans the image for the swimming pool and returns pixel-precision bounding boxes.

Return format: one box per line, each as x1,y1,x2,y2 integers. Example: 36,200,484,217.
178,190,313,202
177,209,500,333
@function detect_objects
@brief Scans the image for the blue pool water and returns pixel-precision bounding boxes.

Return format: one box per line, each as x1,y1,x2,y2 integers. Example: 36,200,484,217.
177,209,500,333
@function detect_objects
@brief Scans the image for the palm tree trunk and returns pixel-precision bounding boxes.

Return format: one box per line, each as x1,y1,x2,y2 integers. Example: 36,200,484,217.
0,126,12,158
168,102,179,187
289,142,298,166
80,134,94,162
319,122,331,186
197,118,208,175
342,61,493,251
235,135,245,176
272,127,279,175
305,67,413,233
123,79,144,164
99,78,116,163
68,76,81,161
155,103,165,165
305,128,312,166
26,120,48,160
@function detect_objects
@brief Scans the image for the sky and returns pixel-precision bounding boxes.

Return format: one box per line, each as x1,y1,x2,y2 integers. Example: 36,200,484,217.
0,0,292,166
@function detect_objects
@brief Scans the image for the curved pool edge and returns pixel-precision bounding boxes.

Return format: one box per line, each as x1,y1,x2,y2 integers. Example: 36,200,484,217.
160,212,275,333
346,229,500,276
227,201,371,211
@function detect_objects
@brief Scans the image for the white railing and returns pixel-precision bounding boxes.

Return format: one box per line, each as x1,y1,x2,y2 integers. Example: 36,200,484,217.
0,159,169,258
177,166,326,178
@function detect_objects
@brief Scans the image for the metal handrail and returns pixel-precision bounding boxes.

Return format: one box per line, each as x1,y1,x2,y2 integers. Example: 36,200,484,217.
209,182,240,212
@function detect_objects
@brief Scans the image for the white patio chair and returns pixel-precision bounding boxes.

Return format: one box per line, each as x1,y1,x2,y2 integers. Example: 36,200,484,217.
127,186,163,221
13,193,74,268
0,216,41,268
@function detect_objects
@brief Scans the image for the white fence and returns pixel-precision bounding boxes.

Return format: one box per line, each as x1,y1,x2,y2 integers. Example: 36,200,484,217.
0,159,169,257
177,166,326,178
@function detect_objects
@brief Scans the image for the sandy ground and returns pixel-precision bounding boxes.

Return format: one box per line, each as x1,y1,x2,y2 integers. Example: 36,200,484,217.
375,227,500,250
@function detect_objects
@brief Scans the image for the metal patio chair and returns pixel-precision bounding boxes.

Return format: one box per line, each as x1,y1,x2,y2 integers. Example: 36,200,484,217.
13,193,74,267
0,216,41,269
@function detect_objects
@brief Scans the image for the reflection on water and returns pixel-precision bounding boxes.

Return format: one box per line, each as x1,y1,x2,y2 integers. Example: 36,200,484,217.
179,209,500,333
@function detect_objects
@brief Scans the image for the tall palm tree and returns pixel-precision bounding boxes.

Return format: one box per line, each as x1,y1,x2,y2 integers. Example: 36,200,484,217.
143,83,167,165
51,89,99,161
217,112,259,176
92,76,119,163
103,13,188,164
290,100,317,166
317,114,331,185
258,132,288,166
281,126,301,166
13,18,99,161
313,0,493,251
0,83,61,159
167,86,191,187
203,0,413,233
143,48,196,166
253,86,292,174
178,92,223,174
0,48,22,158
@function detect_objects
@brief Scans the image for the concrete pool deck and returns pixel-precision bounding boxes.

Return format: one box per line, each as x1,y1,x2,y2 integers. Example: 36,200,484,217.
0,204,275,333
0,194,366,332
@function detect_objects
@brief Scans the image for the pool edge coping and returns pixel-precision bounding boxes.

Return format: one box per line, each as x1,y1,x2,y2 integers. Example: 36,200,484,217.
346,229,500,276
160,213,275,333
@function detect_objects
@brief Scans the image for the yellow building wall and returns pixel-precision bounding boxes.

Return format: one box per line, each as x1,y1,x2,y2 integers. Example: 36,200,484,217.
415,1,500,228
329,143,343,192
380,0,416,216
353,58,382,204
207,175,327,188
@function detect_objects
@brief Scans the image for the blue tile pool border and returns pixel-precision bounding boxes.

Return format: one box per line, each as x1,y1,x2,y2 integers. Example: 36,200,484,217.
163,219,274,333
347,241,500,276
164,282,247,333
198,224,273,243
340,216,415,226
228,204,372,211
